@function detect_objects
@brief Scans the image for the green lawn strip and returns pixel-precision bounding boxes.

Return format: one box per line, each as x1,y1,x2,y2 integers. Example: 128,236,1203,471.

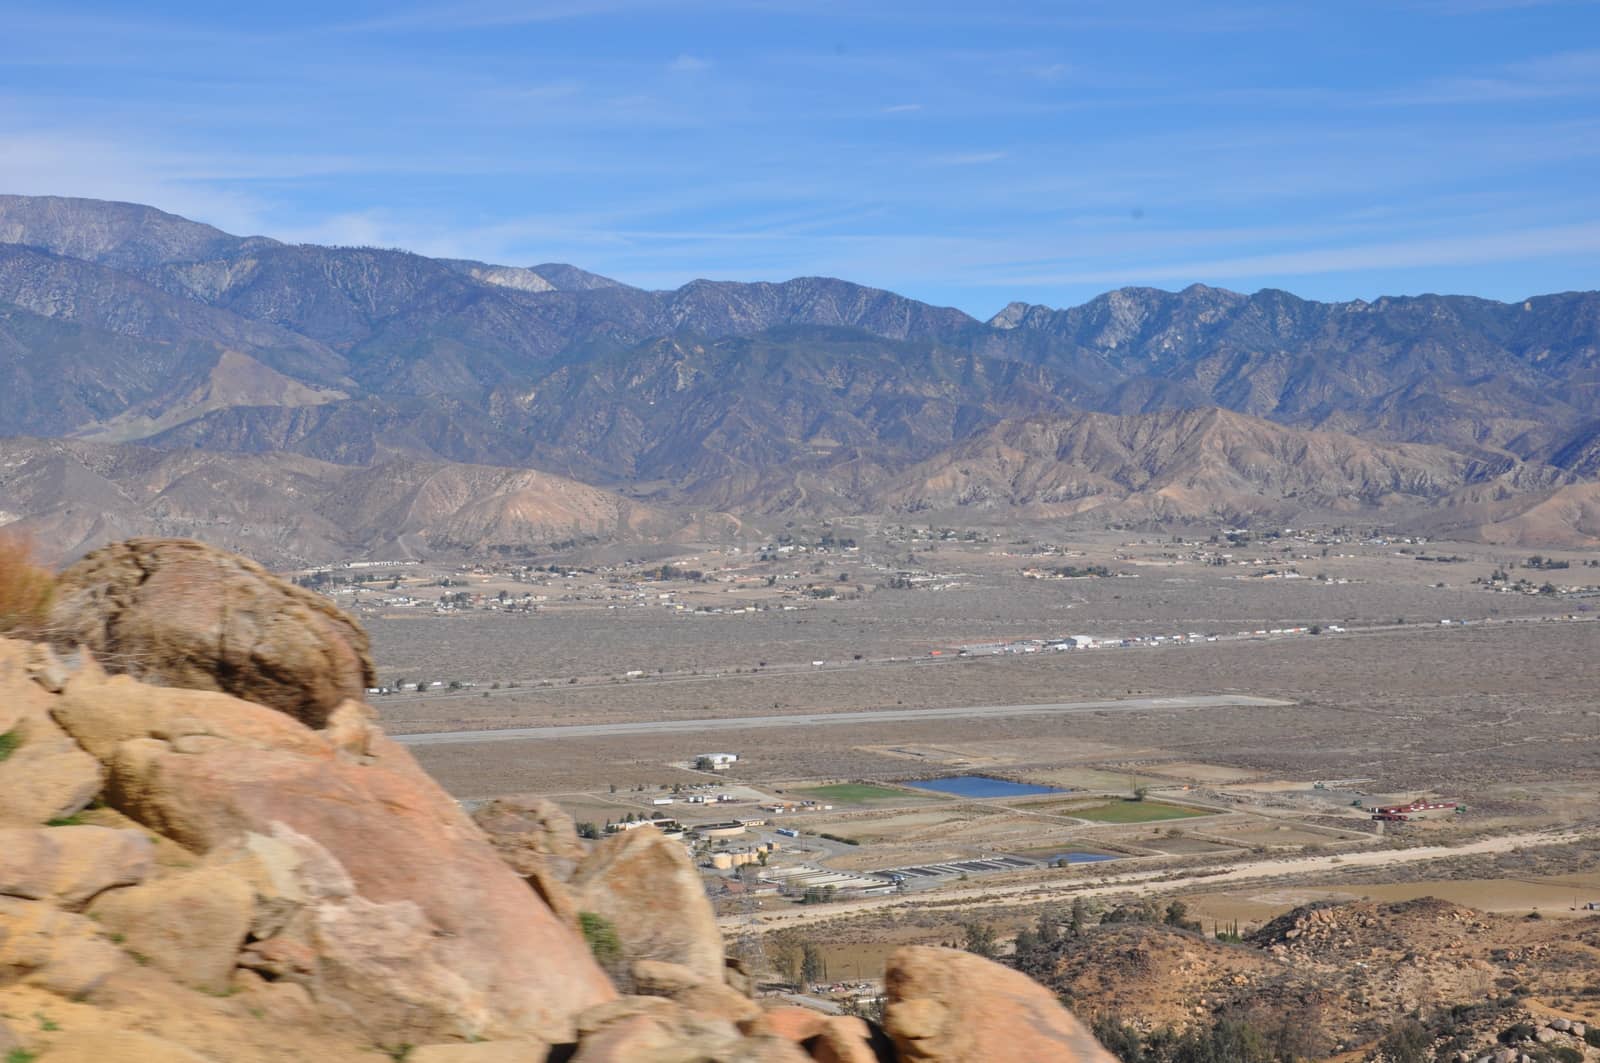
1069,800,1213,823
794,783,925,805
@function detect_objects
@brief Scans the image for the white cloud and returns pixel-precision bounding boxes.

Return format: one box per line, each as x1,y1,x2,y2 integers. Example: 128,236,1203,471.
881,103,923,113
668,54,710,73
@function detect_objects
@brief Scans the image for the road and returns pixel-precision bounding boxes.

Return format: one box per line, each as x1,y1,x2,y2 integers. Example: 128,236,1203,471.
720,826,1598,933
390,693,1293,747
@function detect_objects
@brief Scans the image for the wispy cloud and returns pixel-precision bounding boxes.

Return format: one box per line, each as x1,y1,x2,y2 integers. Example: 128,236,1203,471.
982,222,1600,288
1389,48,1600,104
1414,0,1596,13
668,54,710,73
881,103,923,114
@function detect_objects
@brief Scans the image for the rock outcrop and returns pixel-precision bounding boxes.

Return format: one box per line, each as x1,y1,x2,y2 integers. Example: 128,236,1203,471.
883,946,1119,1062
0,641,103,826
47,665,616,1043
570,826,727,987
48,538,375,726
0,826,152,908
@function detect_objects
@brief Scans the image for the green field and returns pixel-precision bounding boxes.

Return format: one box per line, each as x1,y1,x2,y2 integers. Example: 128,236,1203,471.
1062,800,1213,824
795,783,923,806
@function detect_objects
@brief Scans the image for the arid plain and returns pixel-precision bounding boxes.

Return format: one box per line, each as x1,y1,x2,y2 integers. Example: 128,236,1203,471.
341,524,1600,973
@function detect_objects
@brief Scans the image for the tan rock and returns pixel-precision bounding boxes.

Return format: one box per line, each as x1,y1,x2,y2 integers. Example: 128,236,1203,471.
58,677,613,1043
0,896,123,998
48,537,375,727
0,826,152,908
34,1028,211,1062
758,1006,829,1043
810,1017,880,1063
52,673,328,764
724,956,755,997
570,827,724,985
24,642,70,693
0,1017,22,1054
883,945,1118,1062
574,995,685,1035
571,995,802,1063
0,643,104,826
472,794,584,878
633,958,714,995
669,982,762,1025
410,1042,550,1063
88,864,253,993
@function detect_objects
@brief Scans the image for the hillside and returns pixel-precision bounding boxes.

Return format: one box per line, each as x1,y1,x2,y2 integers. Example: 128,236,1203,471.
1011,896,1600,1062
0,437,679,565
0,194,1597,554
871,407,1557,522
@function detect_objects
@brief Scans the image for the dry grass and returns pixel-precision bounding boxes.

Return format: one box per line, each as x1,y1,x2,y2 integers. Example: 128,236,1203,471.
0,532,56,638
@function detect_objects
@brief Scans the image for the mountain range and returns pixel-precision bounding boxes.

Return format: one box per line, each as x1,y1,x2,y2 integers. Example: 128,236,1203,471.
1,193,1596,561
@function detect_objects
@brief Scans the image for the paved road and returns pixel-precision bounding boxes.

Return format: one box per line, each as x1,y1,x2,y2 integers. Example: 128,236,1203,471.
391,694,1291,747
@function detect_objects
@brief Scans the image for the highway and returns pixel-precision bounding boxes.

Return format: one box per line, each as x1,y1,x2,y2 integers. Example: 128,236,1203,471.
390,693,1292,747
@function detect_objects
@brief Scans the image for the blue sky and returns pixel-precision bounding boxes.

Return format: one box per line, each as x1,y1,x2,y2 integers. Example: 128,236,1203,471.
2,0,1598,316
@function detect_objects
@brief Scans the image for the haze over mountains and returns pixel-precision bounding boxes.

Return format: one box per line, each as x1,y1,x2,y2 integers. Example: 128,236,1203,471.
1,194,1597,561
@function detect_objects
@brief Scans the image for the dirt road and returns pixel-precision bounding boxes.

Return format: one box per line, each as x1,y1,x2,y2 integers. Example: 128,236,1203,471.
391,693,1293,746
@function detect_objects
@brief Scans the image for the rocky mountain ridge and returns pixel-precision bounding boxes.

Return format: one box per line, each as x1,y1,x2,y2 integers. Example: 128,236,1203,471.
1,194,1598,555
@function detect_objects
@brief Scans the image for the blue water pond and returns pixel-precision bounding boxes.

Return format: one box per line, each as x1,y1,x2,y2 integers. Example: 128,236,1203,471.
902,775,1063,799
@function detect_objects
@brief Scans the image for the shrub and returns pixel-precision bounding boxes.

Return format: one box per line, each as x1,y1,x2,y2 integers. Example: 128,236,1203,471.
0,532,55,638
577,911,622,973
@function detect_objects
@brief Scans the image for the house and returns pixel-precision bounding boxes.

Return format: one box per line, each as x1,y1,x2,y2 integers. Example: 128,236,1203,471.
695,753,739,771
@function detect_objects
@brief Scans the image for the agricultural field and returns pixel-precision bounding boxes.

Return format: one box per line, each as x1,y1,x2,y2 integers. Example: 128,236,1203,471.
1049,799,1215,824
792,783,925,806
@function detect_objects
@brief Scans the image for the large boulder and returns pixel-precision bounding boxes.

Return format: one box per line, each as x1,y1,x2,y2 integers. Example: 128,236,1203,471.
571,997,809,1063
410,1043,550,1063
87,865,254,993
49,667,615,1043
0,897,123,998
471,795,584,878
758,1009,882,1063
0,826,153,908
0,640,103,826
570,827,726,987
882,946,1118,1062
33,1028,211,1062
48,538,375,727
472,794,585,924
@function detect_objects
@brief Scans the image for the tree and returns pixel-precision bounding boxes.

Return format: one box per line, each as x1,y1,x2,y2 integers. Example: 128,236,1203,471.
961,921,998,959
1069,896,1091,938
1377,1018,1431,1063
1164,900,1201,932
1013,927,1041,955
1038,908,1061,945
771,934,804,986
801,943,825,984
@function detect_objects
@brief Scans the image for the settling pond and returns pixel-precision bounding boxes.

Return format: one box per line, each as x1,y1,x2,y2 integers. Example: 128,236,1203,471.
902,775,1063,799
